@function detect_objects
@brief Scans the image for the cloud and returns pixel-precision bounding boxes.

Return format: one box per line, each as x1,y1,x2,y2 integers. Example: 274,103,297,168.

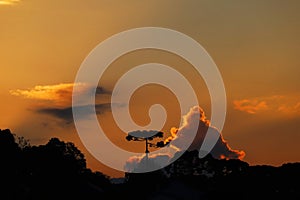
233,99,268,114
0,0,20,5
10,83,109,107
10,83,111,124
37,103,111,124
171,106,245,160
125,106,245,172
234,95,300,115
10,83,79,107
124,154,170,172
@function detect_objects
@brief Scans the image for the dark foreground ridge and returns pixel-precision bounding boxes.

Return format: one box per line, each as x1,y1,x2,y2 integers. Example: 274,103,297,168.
0,129,299,199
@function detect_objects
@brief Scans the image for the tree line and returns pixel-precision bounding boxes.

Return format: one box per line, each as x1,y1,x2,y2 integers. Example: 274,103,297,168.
0,129,299,200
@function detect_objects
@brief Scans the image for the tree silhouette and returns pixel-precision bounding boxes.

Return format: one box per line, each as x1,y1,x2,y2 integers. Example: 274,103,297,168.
45,137,87,174
0,129,21,199
0,129,111,200
13,134,31,150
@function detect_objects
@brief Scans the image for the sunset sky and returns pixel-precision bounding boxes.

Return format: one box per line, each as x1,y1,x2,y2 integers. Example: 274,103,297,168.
1,0,300,177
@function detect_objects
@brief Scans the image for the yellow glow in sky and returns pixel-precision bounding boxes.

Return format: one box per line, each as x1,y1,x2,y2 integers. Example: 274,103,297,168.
0,0,20,5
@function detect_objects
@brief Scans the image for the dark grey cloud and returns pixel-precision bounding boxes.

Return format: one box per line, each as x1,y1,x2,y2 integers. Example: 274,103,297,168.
96,86,110,95
37,103,111,124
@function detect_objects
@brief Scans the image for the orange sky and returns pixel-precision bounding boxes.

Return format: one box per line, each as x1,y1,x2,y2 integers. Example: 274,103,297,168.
1,0,300,177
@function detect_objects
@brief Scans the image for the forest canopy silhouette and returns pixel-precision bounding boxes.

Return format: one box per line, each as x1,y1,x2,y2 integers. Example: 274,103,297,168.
0,128,299,199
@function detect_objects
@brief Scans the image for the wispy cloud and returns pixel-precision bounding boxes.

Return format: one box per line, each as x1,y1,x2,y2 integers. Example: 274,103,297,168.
10,83,76,106
10,83,111,124
234,95,300,115
10,83,109,107
233,99,268,114
0,0,20,5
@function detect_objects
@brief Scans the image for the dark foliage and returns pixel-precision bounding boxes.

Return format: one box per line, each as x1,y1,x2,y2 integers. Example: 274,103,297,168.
0,129,110,200
123,150,300,199
0,129,299,200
